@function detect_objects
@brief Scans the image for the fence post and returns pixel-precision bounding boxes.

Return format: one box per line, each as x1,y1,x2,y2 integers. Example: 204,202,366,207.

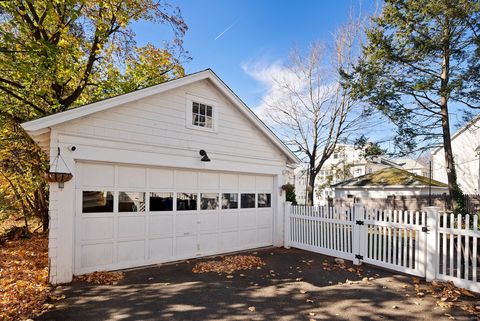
352,203,364,265
425,206,439,282
284,202,292,249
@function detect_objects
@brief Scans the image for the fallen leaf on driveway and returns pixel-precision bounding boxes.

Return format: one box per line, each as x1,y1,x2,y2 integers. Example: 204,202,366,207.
248,306,256,312
192,255,265,274
74,271,124,285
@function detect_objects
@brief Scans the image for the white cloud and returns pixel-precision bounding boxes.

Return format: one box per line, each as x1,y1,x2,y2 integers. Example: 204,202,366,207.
241,60,307,123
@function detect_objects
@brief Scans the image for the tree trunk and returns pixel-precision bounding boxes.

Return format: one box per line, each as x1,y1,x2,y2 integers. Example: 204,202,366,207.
440,17,458,212
308,170,316,206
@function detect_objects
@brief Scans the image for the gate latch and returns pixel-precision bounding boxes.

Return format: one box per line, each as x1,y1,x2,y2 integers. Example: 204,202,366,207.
422,226,429,233
356,220,364,225
355,254,364,260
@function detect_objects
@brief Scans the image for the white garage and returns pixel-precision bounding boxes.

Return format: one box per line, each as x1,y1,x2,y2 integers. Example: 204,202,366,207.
75,162,275,275
22,69,299,284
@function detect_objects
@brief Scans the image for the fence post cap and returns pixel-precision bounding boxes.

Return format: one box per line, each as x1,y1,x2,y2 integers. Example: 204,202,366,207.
285,201,292,205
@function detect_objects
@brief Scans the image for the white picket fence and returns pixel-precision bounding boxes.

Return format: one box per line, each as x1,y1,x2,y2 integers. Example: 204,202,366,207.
285,203,480,292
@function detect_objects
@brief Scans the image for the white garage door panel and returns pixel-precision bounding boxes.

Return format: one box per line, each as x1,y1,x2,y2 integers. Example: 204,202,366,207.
117,240,145,263
220,174,238,189
77,163,115,188
198,172,219,189
239,211,256,228
257,227,273,244
176,213,198,234
256,176,273,190
149,168,174,189
220,231,238,249
198,213,218,231
117,166,146,188
75,162,275,275
199,233,219,253
257,210,273,226
81,217,114,240
81,243,114,268
239,175,255,190
220,212,238,230
118,216,145,238
149,215,174,237
239,229,257,246
175,170,197,189
176,235,197,256
149,238,173,259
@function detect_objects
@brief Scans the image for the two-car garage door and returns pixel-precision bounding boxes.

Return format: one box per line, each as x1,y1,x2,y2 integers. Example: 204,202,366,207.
74,162,274,275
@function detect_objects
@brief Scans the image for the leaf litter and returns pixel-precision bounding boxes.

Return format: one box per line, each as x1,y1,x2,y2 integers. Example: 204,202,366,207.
192,255,265,274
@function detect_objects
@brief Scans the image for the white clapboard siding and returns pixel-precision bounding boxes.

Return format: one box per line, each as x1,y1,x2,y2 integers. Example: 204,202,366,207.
437,213,479,292
54,80,285,163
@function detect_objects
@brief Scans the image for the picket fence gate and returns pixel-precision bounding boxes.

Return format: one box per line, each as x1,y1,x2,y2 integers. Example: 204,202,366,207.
284,203,480,292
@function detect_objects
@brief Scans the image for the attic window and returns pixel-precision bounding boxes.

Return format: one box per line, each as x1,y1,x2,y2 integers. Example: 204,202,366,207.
192,102,213,129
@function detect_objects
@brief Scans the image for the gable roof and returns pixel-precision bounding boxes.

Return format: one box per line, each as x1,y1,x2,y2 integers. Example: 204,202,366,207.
22,69,300,164
332,167,448,189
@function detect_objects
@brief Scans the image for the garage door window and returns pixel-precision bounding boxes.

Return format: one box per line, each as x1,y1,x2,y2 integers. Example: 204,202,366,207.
201,193,219,210
150,192,173,211
241,193,256,208
257,193,271,208
177,193,197,210
119,192,145,212
82,191,114,213
221,193,238,209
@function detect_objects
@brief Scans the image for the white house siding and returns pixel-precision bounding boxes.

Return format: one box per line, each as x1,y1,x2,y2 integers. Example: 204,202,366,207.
45,79,290,284
432,121,480,194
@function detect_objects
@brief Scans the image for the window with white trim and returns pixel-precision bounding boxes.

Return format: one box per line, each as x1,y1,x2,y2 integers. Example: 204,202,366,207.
192,101,213,129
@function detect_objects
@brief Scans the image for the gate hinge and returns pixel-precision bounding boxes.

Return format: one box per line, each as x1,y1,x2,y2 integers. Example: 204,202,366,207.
355,254,363,260
422,226,429,233
356,220,364,225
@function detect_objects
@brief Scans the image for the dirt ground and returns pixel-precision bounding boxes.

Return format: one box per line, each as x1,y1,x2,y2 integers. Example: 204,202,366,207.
36,248,479,321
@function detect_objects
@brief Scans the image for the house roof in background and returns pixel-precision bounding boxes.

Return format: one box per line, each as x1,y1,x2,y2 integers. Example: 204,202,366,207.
332,167,448,189
21,69,300,164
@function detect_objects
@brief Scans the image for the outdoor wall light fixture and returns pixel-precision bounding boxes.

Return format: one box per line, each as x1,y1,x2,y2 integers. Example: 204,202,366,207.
199,149,211,162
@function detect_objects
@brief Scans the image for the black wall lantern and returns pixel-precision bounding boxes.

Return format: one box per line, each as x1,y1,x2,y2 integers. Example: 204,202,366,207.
199,149,211,162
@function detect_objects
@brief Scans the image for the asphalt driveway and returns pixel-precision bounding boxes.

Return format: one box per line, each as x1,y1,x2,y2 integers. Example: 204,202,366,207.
37,248,477,321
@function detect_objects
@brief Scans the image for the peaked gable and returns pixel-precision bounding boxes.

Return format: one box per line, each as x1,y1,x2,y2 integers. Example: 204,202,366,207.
22,69,299,164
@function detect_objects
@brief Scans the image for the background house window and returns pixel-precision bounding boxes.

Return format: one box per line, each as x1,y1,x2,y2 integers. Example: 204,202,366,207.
119,192,145,212
150,192,173,211
82,191,114,213
241,193,256,208
192,102,213,128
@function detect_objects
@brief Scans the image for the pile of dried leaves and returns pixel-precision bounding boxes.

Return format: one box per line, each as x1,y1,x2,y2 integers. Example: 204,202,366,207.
192,255,266,274
412,277,479,317
74,271,124,285
0,232,52,321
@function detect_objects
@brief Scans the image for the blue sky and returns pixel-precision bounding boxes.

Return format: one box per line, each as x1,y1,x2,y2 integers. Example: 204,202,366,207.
132,0,377,109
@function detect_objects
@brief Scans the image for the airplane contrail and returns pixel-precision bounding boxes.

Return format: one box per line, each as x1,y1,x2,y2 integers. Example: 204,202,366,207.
214,19,240,40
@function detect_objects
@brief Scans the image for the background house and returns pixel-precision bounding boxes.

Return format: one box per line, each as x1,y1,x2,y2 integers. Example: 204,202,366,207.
332,167,448,210
432,115,480,194
293,144,415,205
